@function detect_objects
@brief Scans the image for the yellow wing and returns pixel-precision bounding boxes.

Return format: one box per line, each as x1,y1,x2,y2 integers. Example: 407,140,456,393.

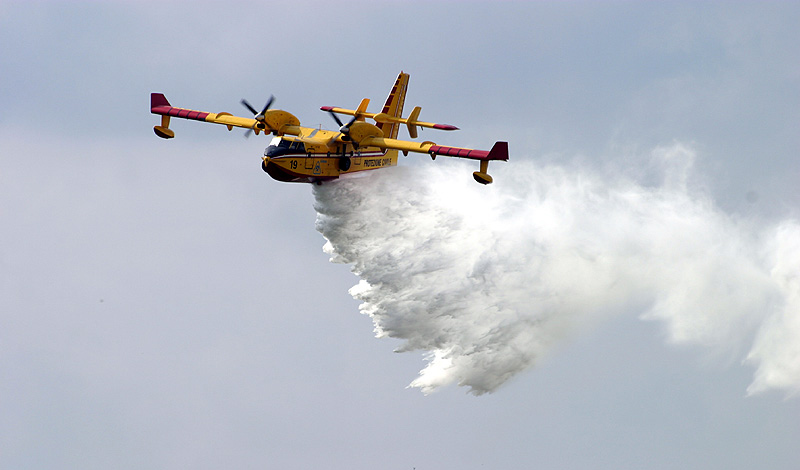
150,93,302,138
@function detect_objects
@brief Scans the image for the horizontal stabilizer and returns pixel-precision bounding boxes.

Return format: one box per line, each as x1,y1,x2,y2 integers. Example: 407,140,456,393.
321,106,459,132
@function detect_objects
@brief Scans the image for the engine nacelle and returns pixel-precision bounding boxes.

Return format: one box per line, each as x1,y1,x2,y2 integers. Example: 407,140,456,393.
347,121,384,146
262,109,301,134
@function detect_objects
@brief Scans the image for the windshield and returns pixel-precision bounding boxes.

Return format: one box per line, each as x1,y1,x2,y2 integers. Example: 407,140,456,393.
264,138,305,157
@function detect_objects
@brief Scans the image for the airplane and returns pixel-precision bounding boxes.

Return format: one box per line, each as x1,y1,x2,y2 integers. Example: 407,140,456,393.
150,72,508,185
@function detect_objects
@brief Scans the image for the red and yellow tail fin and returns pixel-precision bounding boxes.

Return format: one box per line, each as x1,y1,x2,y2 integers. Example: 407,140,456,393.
376,72,409,140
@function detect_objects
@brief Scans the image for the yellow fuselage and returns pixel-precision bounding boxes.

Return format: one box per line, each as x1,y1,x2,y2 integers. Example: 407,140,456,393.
262,135,399,184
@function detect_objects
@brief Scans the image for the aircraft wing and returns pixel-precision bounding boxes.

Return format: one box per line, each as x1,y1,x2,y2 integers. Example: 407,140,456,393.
150,93,302,137
360,137,509,162
360,136,508,184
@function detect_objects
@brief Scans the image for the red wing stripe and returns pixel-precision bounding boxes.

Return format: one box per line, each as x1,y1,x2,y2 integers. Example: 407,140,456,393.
151,106,171,114
152,106,211,121
430,145,491,160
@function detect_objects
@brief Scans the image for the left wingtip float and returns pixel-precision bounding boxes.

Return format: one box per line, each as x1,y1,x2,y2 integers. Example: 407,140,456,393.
150,72,509,184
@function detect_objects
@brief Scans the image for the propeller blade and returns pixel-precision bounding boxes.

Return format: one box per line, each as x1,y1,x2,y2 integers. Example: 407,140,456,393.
258,95,275,117
241,99,258,116
244,122,261,139
342,114,359,132
327,110,344,128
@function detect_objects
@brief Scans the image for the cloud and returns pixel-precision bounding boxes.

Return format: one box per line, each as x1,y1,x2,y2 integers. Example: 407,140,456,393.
313,144,799,395
746,222,800,396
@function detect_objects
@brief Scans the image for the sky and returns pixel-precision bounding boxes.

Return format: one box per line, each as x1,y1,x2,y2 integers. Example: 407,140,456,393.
1,1,799,469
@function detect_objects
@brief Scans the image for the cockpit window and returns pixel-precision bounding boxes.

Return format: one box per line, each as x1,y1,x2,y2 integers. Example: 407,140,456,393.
265,139,305,157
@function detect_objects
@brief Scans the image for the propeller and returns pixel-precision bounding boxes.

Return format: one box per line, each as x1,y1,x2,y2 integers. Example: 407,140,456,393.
241,96,275,138
326,110,361,148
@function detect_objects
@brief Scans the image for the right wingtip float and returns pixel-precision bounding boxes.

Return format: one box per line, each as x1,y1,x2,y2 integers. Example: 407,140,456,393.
150,72,508,185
